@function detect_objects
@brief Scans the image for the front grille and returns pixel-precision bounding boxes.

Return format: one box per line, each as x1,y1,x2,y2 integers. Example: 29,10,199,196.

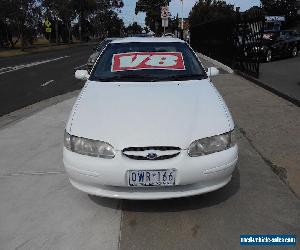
122,146,181,160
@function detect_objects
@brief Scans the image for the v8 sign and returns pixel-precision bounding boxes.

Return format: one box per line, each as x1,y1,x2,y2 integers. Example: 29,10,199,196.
111,52,185,72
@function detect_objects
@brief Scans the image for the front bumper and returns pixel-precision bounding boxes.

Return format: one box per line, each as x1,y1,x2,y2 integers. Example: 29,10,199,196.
63,145,238,199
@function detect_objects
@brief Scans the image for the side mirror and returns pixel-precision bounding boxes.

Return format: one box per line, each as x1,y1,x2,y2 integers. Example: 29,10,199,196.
207,67,219,77
75,70,90,81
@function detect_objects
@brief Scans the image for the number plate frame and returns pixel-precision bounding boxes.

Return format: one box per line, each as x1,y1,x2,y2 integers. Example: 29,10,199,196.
127,169,176,187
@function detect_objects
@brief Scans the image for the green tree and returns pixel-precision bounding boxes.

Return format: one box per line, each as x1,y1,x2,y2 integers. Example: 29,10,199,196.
126,22,143,35
189,0,235,28
135,0,171,34
43,0,75,44
90,9,125,39
0,0,42,49
72,0,97,41
72,0,124,41
169,14,179,32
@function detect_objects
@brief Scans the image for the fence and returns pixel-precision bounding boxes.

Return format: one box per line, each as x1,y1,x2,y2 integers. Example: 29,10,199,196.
190,11,265,78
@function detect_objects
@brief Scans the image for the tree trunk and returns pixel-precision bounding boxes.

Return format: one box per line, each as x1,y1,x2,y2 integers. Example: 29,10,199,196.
20,32,25,51
68,23,72,43
5,24,11,48
79,0,85,42
55,20,59,45
19,21,25,51
20,23,25,51
79,10,84,42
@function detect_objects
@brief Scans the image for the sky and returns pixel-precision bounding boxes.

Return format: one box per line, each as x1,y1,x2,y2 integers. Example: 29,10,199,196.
119,0,261,27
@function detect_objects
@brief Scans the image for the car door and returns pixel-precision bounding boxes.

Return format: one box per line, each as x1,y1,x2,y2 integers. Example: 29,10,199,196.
278,32,290,56
271,32,285,57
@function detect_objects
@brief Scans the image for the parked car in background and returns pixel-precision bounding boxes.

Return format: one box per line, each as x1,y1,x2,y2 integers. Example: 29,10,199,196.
261,30,300,62
162,33,175,38
128,33,154,37
87,38,119,72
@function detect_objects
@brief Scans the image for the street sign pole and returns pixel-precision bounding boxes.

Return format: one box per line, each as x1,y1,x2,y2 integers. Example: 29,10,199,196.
161,6,169,35
162,18,168,34
44,19,52,46
49,31,52,46
181,0,184,30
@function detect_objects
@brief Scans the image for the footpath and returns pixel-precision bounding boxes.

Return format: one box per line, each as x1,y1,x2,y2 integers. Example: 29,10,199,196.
203,54,300,198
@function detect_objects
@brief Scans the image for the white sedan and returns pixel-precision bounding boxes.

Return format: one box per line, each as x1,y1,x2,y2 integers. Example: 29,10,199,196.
63,37,238,200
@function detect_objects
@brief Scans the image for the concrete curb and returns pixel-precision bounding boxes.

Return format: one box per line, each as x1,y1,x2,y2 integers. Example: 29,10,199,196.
197,52,234,74
0,90,79,129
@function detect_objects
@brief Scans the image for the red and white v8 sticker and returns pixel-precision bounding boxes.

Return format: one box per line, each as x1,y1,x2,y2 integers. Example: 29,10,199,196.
111,52,185,72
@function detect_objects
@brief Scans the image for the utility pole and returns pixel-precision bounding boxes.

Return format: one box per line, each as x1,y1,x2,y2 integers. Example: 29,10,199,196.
180,0,184,39
181,0,184,30
55,20,59,45
79,0,83,41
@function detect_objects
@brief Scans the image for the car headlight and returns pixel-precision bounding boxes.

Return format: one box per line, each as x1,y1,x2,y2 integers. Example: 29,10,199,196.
188,130,237,157
64,131,115,159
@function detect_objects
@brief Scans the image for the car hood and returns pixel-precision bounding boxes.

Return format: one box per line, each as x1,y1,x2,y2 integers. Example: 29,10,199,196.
67,80,234,150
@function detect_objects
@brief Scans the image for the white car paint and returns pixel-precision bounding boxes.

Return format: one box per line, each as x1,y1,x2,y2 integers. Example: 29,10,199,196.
63,37,238,200
63,146,237,199
67,80,233,150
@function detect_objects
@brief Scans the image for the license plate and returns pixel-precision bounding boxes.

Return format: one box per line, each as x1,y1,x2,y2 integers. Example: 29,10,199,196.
128,169,176,187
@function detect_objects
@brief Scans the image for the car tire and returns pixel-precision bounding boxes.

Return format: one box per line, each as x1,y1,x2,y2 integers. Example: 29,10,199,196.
291,46,298,57
266,50,272,62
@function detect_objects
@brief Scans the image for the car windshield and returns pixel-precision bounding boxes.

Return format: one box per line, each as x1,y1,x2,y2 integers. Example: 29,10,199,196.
90,42,207,82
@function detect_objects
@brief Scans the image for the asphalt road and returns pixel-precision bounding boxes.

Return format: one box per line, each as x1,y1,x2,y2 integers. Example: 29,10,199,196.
0,45,93,117
260,55,300,102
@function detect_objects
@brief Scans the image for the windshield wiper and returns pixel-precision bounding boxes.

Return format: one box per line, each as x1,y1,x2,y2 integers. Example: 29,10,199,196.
94,73,207,82
96,74,153,82
157,74,207,81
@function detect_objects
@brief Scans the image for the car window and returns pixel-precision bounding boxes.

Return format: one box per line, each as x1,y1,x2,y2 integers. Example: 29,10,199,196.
90,42,206,82
280,32,289,39
263,32,278,40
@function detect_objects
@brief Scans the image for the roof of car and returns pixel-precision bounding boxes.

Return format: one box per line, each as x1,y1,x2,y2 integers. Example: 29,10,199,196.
111,37,185,44
103,37,120,41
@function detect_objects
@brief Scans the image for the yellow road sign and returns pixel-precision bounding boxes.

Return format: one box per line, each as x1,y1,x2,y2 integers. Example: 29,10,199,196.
45,20,51,28
46,28,52,33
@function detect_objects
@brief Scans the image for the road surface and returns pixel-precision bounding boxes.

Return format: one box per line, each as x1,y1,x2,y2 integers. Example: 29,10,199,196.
0,45,92,117
260,55,300,102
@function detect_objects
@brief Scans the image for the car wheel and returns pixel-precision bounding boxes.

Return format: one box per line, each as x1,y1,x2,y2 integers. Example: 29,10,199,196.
266,50,272,62
291,46,298,57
